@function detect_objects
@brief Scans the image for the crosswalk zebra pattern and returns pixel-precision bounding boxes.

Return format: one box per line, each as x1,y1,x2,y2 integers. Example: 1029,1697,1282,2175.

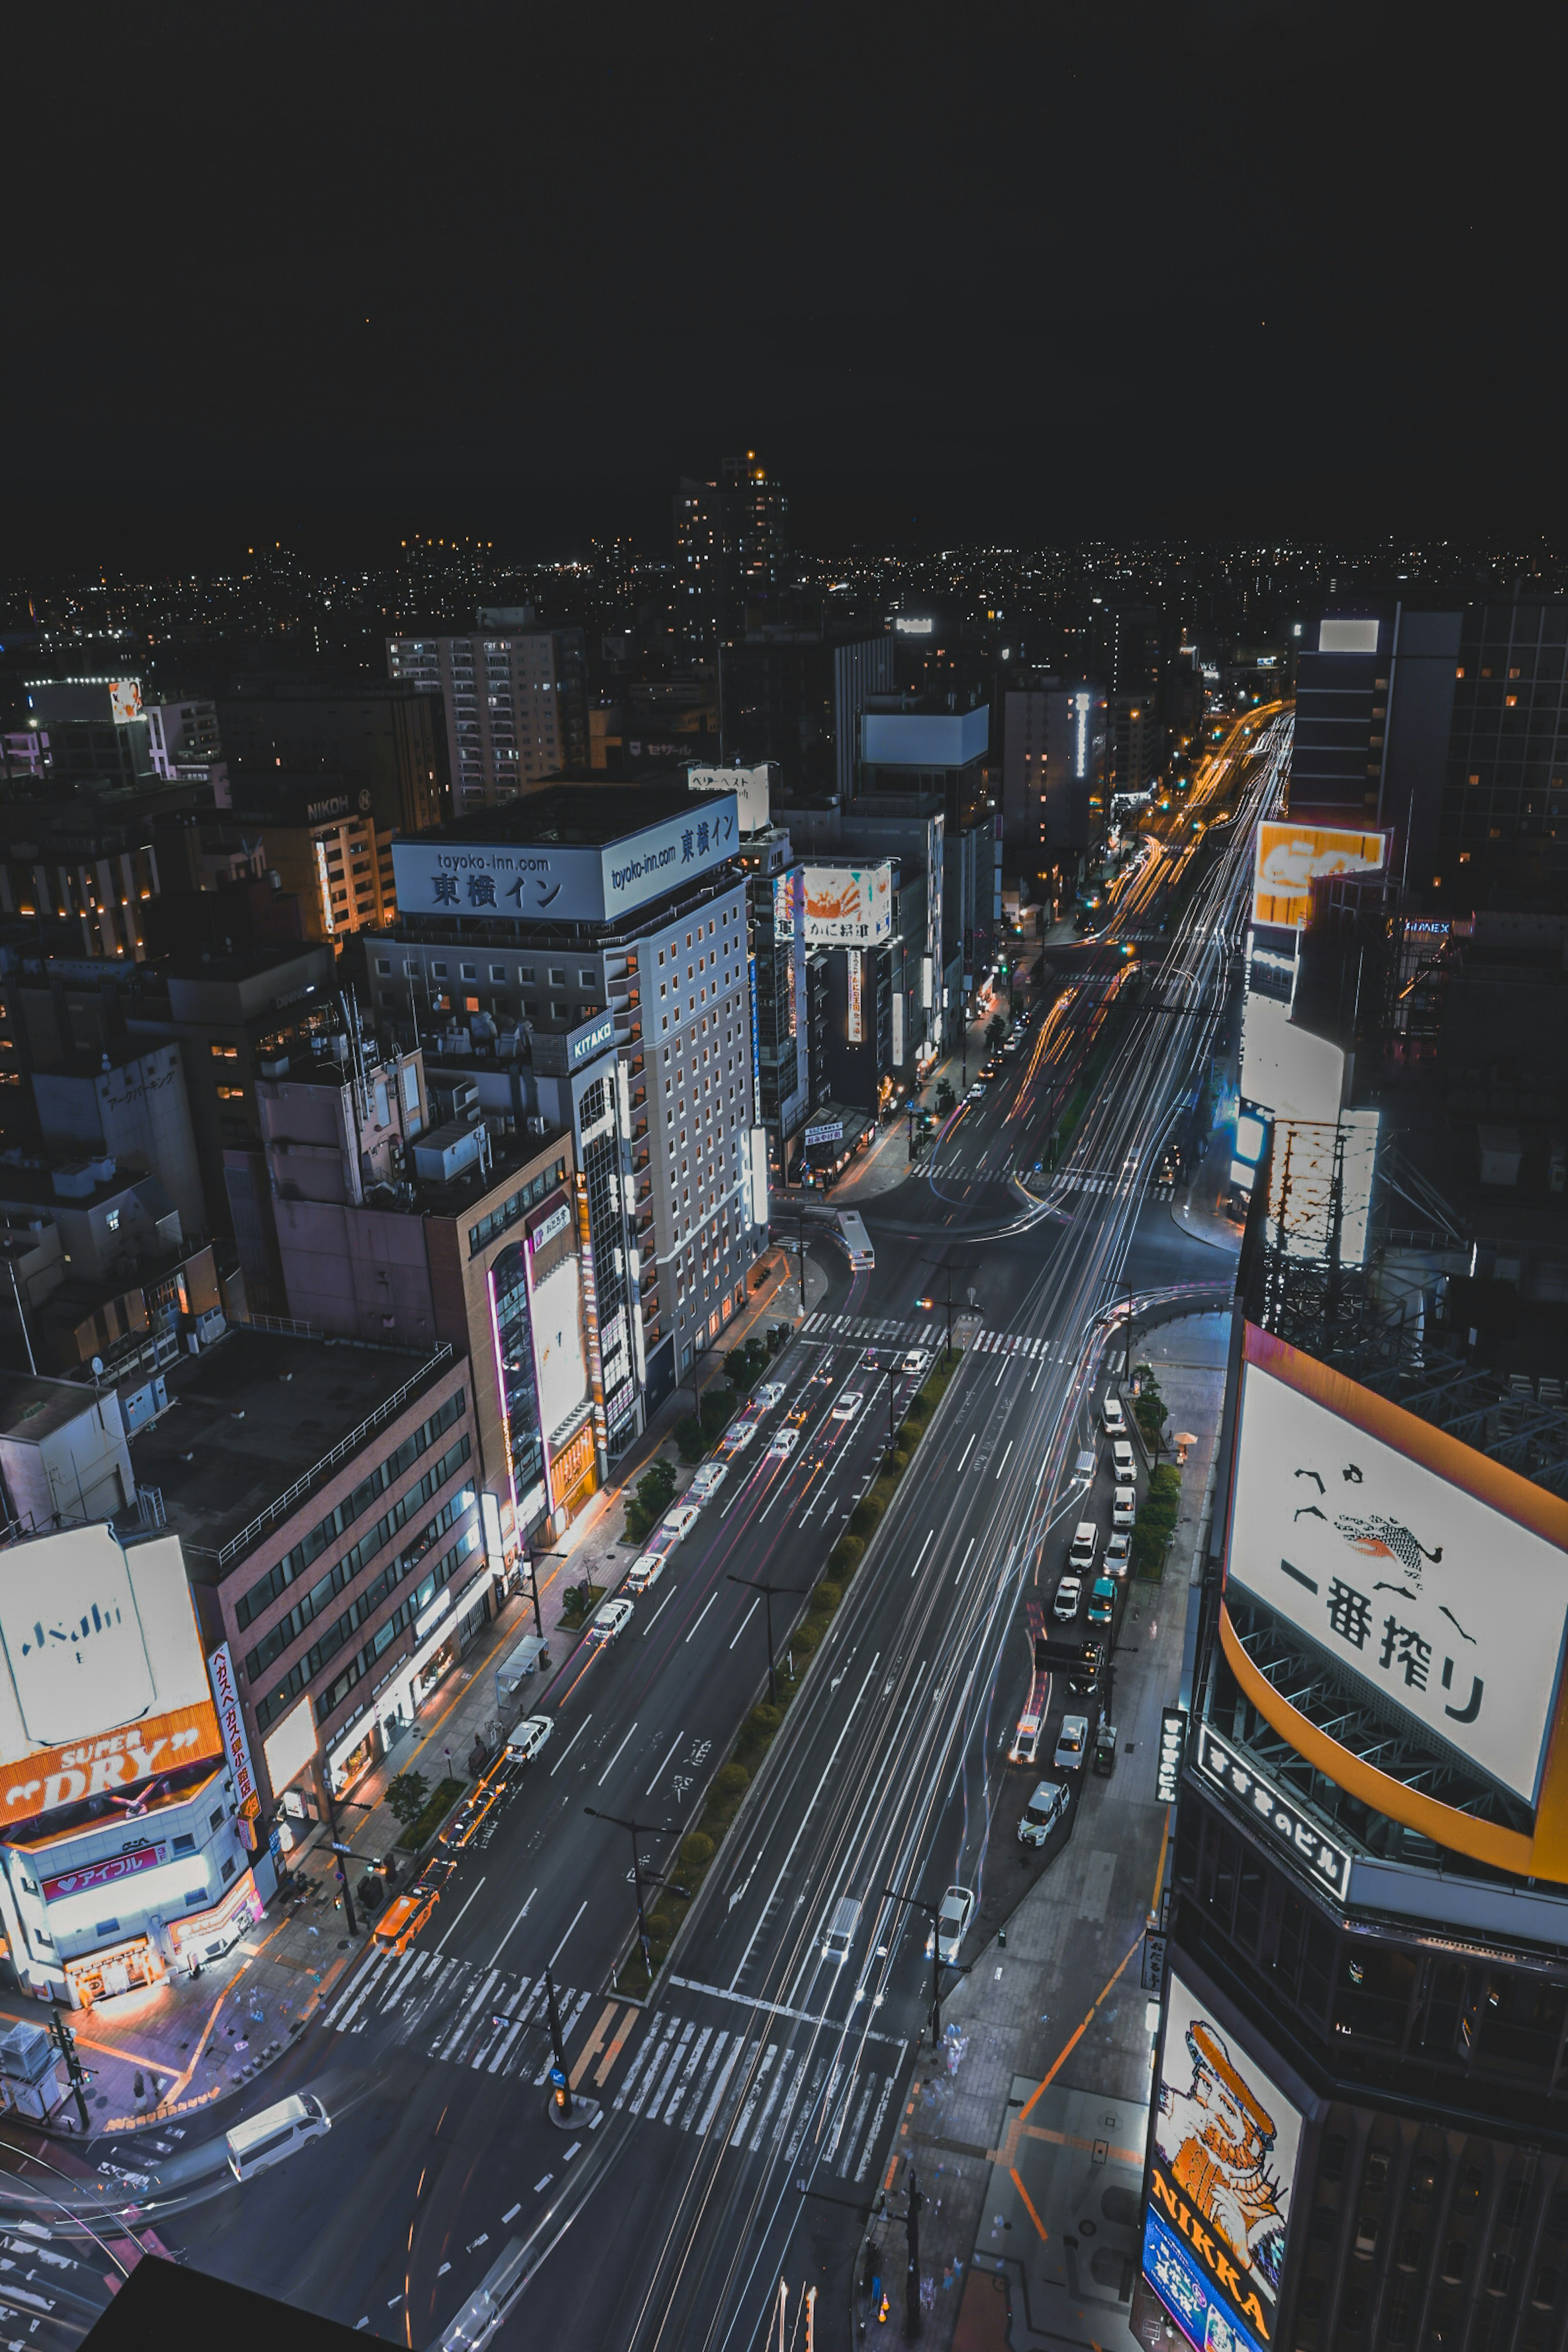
800,1311,1062,1359
1058,1170,1174,1199
611,2005,897,2182
318,1949,898,2178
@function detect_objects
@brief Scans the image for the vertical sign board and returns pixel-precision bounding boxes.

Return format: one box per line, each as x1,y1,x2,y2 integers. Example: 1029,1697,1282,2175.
207,1644,260,1821
848,949,864,1043
1143,1971,1303,2352
892,990,905,1066
1156,1708,1186,1802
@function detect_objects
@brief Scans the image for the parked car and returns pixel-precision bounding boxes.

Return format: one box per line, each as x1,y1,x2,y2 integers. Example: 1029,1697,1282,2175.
1054,1713,1091,1772
585,1597,634,1648
660,1504,701,1541
1018,1779,1070,1847
927,1885,976,1964
756,1381,787,1408
688,1461,728,1502
1093,1721,1119,1776
1104,1531,1131,1579
1087,1575,1117,1628
626,1550,668,1594
967,1083,985,1102
1112,1485,1137,1531
506,1715,552,1764
1101,1394,1126,1437
1053,1575,1082,1623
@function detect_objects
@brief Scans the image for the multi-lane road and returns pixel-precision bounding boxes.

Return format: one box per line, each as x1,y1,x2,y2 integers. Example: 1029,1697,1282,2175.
0,708,1292,2352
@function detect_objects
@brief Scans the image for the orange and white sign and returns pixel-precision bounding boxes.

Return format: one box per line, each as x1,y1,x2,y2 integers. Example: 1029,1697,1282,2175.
801,863,893,946
1252,824,1388,929
108,679,143,726
0,1699,223,1832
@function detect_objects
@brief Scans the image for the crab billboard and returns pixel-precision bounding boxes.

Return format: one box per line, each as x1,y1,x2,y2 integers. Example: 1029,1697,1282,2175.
1143,1968,1304,2352
1225,1325,1568,1806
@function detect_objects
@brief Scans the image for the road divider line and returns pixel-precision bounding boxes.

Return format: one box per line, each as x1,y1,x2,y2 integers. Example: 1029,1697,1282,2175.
728,1596,761,1651
645,1731,684,1795
548,1715,592,1777
433,1877,486,1953
995,1439,1014,1481
487,1884,537,1968
548,1899,588,1971
684,1591,718,1644
911,1529,935,1580
957,1433,976,1472
956,1536,976,1586
596,1720,640,1788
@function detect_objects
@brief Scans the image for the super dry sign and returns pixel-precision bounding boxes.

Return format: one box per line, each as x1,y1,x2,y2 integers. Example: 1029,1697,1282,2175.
0,1702,222,1831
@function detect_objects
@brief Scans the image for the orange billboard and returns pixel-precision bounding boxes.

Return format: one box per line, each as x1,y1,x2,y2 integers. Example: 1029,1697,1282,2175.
1252,823,1388,929
0,1699,223,1833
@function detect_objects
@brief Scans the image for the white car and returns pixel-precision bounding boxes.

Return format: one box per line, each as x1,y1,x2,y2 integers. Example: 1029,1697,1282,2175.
687,1461,728,1502
831,1392,863,1421
1112,1485,1137,1530
756,1382,787,1408
626,1550,668,1594
1101,1394,1126,1437
1105,1531,1131,1579
768,1425,801,1458
585,1597,634,1648
659,1503,701,1541
1111,1438,1136,1481
1053,1575,1082,1623
900,1349,931,1378
1054,1713,1090,1772
1018,1780,1069,1848
506,1715,552,1763
927,1885,976,1965
967,1083,985,1102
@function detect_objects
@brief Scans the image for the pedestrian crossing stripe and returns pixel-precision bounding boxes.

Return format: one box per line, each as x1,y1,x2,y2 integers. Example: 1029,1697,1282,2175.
318,1950,899,2177
799,1311,1060,1361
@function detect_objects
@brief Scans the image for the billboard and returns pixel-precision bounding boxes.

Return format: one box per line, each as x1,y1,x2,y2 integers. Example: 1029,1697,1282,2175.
1265,1111,1379,1267
109,679,144,726
391,792,740,925
0,1528,220,1831
1144,1969,1303,2352
208,1643,260,1820
848,947,864,1041
1253,823,1388,930
1226,1326,1568,1805
263,1693,317,1800
1238,993,1343,1123
688,762,771,837
530,1251,589,1443
802,863,892,946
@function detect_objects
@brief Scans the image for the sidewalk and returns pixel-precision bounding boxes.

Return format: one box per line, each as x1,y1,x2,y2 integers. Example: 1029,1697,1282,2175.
860,1313,1229,2348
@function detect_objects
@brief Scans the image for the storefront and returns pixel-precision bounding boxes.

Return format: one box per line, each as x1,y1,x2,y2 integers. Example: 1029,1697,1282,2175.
327,1558,504,1795
546,1413,597,1520
165,1870,264,1972
66,1935,165,2010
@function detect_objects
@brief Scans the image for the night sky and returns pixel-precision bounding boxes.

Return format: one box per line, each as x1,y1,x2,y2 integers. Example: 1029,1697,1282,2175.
7,2,1562,556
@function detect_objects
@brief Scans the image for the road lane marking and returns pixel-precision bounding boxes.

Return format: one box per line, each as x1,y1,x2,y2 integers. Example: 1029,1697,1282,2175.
595,1719,640,1788
911,1528,935,1580
591,2005,637,2088
727,1662,875,1989
684,1592,718,1644
957,1432,976,1472
956,1536,976,1585
669,1975,907,2044
645,1731,684,1794
548,1715,593,1776
995,1439,1014,1480
728,1596,760,1650
502,2203,521,2223
640,1589,675,1636
433,1877,486,1953
487,1885,537,1967
548,1899,588,1970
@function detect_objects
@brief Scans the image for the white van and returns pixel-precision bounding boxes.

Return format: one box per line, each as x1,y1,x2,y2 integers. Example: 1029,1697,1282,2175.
226,2092,330,2182
1068,1521,1098,1575
1101,1394,1126,1437
821,1895,860,1963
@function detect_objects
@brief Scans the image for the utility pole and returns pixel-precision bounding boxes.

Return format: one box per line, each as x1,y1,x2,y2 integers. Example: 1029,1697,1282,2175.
862,1354,900,1458
321,1779,359,1937
50,2007,89,2132
904,2167,924,2341
584,1807,682,1984
490,1962,597,2127
543,1963,572,2120
726,1575,808,1705
920,1254,977,1366
882,1883,962,2049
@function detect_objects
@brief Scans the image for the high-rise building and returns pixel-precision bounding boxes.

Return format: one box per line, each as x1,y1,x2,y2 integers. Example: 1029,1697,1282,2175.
857,695,994,1011
721,615,893,797
1139,1188,1568,2352
216,676,448,835
387,611,588,812
351,783,764,1423
23,678,158,791
1002,679,1109,899
673,453,790,651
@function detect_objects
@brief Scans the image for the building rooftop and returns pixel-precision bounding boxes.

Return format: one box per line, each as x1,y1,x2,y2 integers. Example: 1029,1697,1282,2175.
129,1328,452,1570
427,781,698,849
0,1370,110,1445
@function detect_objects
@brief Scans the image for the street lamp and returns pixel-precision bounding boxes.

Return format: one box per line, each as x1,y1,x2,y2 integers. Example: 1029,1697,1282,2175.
726,1575,810,1705
584,1807,683,1984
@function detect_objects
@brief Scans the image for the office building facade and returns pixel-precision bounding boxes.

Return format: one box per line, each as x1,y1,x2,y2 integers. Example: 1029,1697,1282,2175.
387,614,588,811
673,453,790,650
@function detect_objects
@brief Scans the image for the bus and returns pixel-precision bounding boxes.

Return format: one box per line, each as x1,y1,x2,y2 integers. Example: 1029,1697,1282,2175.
834,1209,874,1273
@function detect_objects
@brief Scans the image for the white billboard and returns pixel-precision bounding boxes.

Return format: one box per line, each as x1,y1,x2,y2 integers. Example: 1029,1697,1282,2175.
1266,1111,1380,1267
391,793,740,924
1239,991,1344,1123
0,1527,212,1758
262,1693,317,1800
530,1252,589,1441
1227,1332,1568,1803
1144,1969,1303,2352
801,863,893,946
689,763,771,837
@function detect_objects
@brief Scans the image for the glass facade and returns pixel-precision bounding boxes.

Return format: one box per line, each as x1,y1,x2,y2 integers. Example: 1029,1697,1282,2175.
488,1240,544,1517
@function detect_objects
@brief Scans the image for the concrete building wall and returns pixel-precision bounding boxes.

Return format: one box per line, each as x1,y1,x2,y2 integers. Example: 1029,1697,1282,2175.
33,1044,205,1239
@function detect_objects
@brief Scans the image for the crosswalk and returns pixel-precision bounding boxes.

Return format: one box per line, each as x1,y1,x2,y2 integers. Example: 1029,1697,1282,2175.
317,1945,900,2180
1059,1171,1176,1199
801,1311,1065,1359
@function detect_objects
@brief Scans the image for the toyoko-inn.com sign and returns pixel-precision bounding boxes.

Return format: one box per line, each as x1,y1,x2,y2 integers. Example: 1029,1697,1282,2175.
1226,1326,1568,1806
391,794,739,926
